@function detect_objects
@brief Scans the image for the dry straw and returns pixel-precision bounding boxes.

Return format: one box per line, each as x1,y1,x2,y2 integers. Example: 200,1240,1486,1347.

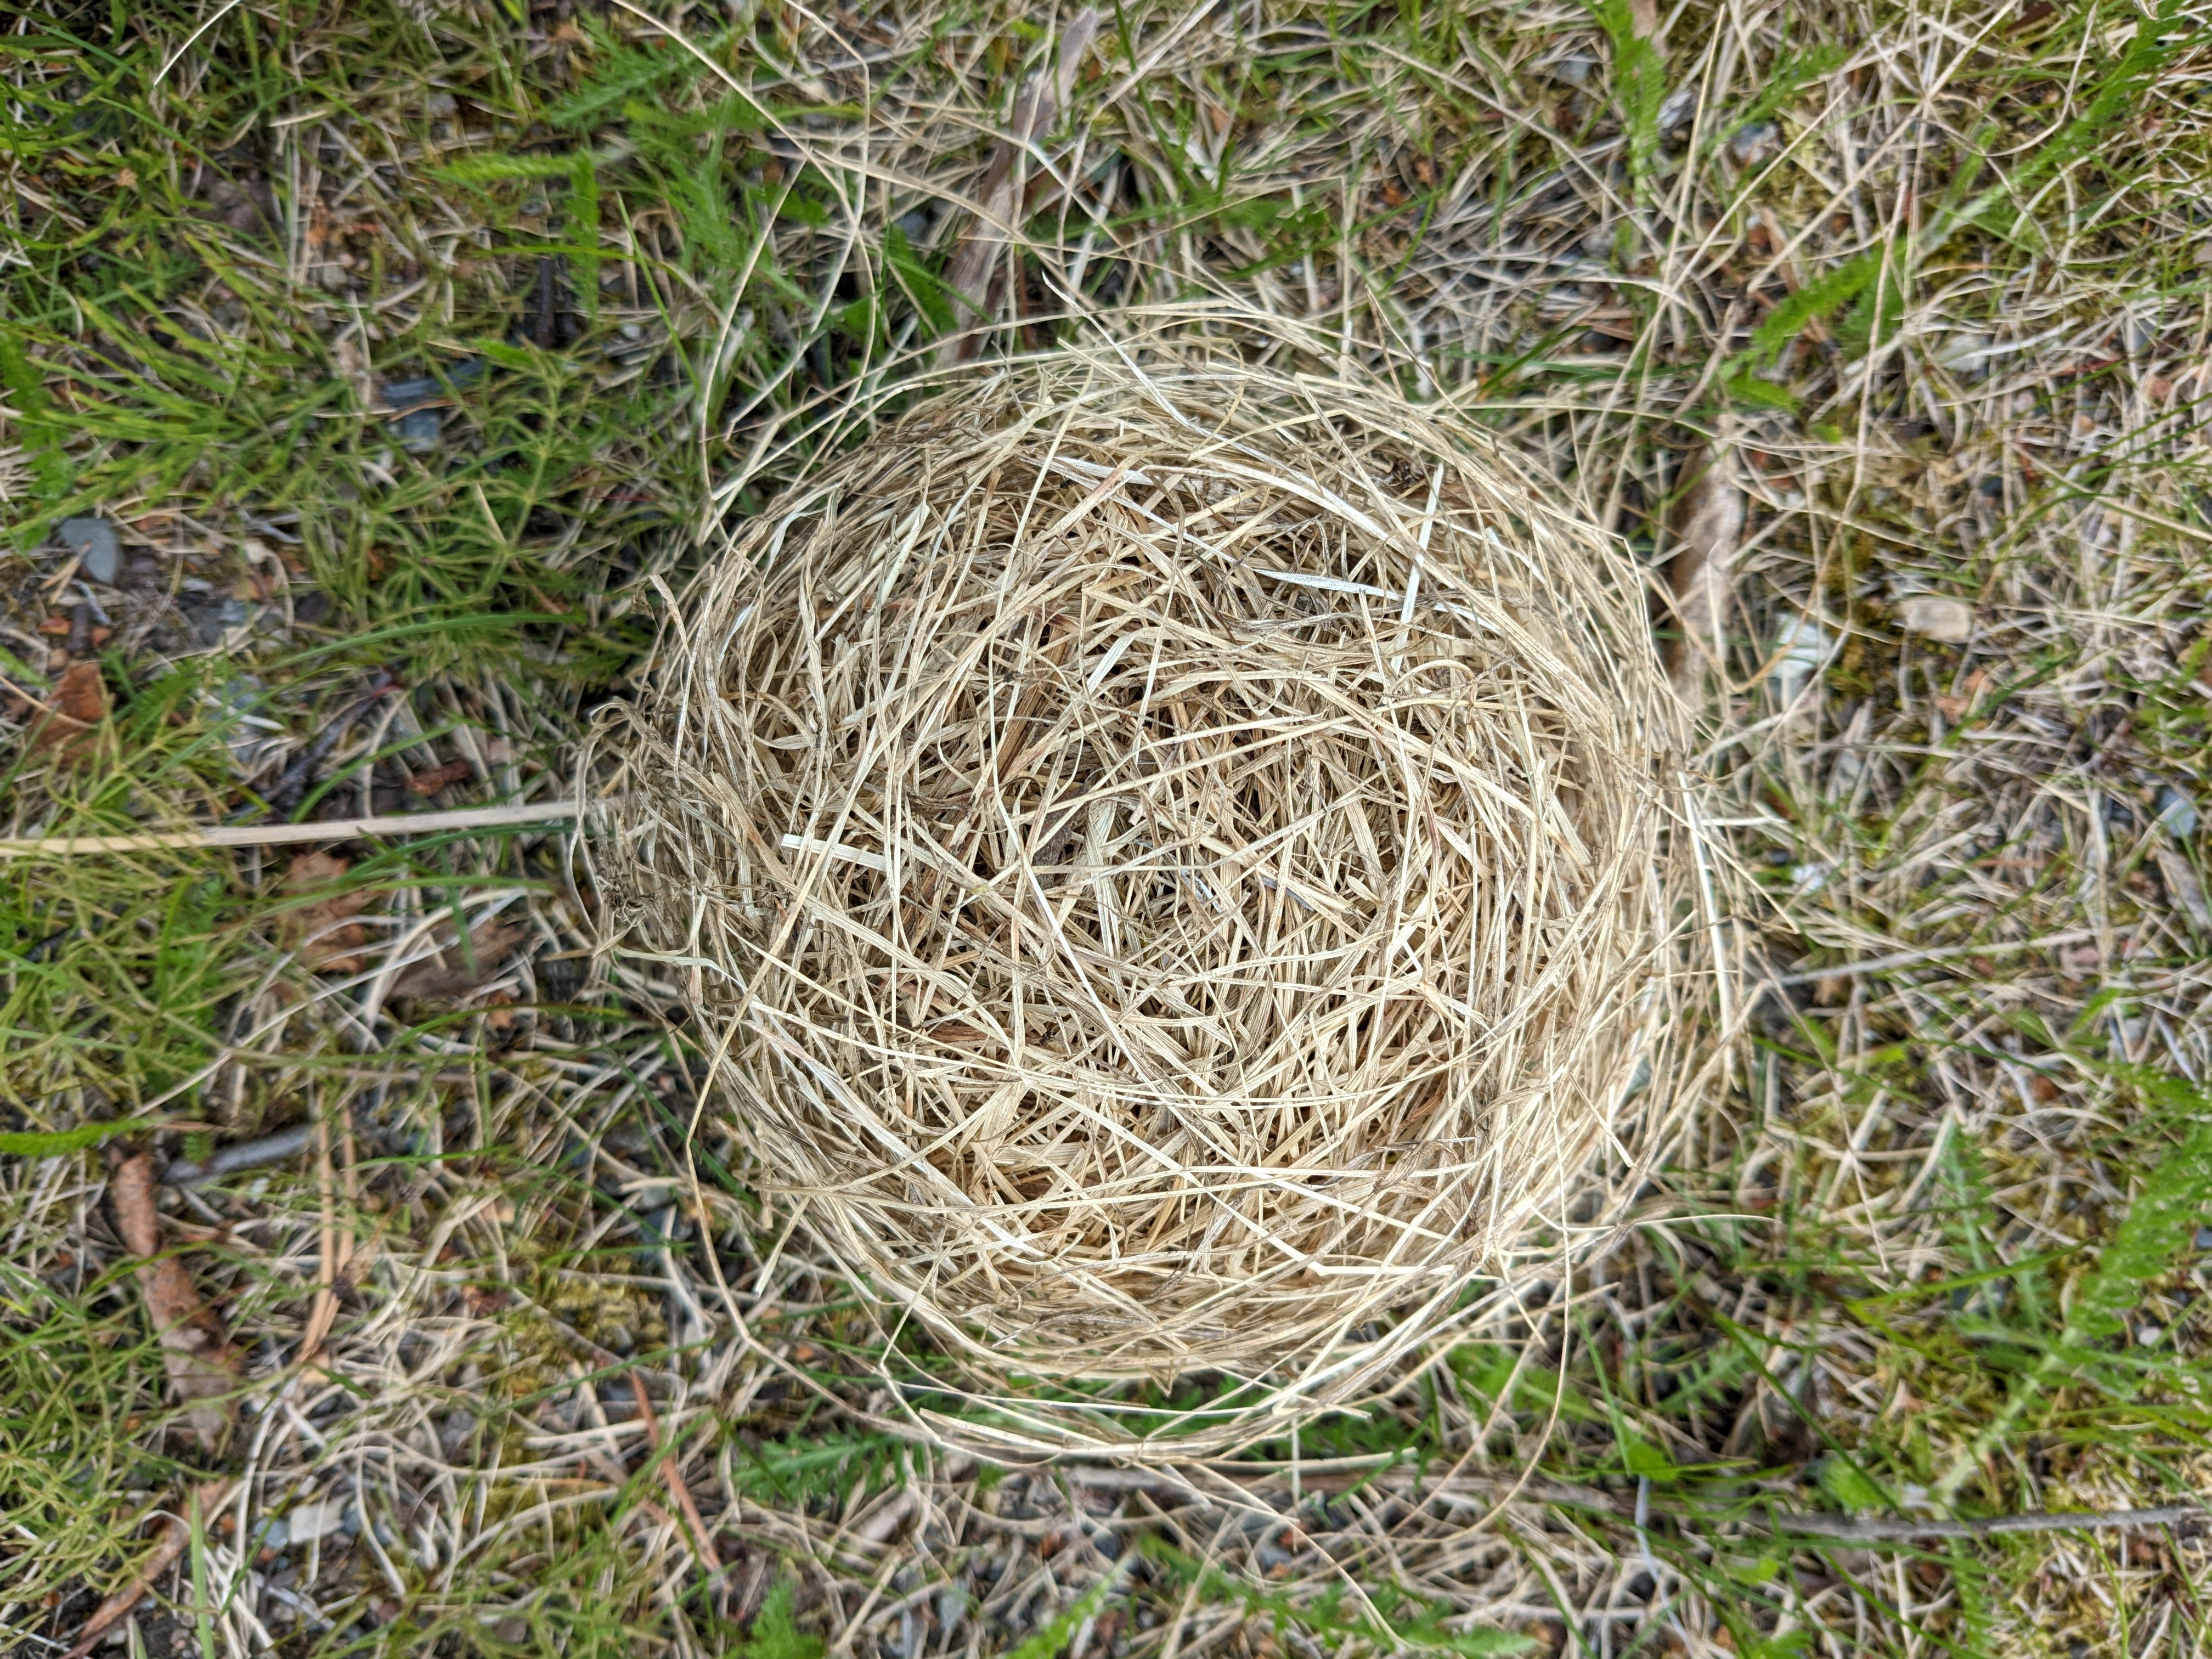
588,325,1727,1451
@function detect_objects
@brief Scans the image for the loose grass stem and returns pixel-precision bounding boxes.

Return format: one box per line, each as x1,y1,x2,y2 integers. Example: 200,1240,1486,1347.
0,800,583,859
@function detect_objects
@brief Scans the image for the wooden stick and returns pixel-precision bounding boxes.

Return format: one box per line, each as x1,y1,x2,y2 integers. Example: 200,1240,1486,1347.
0,800,582,859
628,1372,724,1574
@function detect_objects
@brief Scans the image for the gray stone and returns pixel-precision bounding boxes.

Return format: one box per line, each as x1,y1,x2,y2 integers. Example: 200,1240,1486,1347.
1729,120,1780,163
193,597,251,648
393,407,442,452
2157,785,2199,840
286,1498,347,1545
59,517,120,584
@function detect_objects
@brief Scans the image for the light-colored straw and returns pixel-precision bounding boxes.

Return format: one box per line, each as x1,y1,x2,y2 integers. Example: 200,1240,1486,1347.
0,800,581,859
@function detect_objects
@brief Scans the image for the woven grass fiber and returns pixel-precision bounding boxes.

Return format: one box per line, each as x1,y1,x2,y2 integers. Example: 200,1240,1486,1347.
590,335,1722,1418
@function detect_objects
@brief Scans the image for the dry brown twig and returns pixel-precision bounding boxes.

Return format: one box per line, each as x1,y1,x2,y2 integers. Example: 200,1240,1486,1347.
1065,1463,2207,1542
628,1370,725,1574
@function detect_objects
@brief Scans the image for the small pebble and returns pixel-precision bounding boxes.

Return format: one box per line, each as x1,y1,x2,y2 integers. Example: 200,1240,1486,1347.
193,597,250,648
287,1498,347,1544
935,1586,967,1635
2155,785,2198,839
58,517,120,585
1729,120,1779,163
1899,594,1974,643
393,407,442,452
1770,614,1831,707
380,374,443,410
1937,333,1995,375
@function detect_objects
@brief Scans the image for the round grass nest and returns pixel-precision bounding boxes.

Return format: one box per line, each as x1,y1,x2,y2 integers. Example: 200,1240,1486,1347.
591,341,1719,1419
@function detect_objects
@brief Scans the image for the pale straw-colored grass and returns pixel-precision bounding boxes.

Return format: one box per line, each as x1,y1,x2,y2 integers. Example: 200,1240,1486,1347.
588,323,1726,1425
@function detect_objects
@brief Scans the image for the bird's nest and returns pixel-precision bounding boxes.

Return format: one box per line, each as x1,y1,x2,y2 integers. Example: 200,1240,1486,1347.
588,335,1727,1451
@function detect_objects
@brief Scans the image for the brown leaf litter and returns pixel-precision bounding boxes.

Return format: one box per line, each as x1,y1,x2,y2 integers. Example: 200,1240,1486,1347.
405,757,473,794
388,916,528,1000
279,851,370,972
26,659,110,762
1666,429,1746,701
109,1147,238,1451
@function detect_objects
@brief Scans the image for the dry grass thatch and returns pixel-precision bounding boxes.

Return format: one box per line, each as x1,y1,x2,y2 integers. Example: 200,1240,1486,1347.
586,322,1731,1436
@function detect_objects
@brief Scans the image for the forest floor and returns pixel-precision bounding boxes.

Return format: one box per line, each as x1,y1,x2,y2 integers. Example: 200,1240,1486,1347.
5,2,2212,1656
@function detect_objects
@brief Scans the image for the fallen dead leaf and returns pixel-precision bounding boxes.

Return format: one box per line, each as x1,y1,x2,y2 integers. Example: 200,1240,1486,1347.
405,757,473,794
280,852,369,972
389,917,528,1000
1666,431,1745,702
1900,594,1976,643
27,660,110,762
110,1148,238,1449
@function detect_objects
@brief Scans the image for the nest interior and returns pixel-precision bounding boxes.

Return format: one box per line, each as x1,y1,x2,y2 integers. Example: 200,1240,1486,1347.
594,345,1708,1388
